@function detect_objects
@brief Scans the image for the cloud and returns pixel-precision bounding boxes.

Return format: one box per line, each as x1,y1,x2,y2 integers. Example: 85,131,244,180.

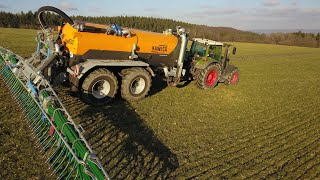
178,2,320,30
263,0,281,7
88,6,103,13
144,8,157,12
302,8,320,16
0,4,8,9
238,6,320,29
253,6,299,18
291,1,298,6
200,7,242,15
215,8,241,14
59,2,78,11
253,5,320,20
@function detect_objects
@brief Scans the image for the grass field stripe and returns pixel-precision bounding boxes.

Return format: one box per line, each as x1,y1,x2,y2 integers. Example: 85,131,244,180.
175,103,319,169
175,112,320,178
176,101,319,156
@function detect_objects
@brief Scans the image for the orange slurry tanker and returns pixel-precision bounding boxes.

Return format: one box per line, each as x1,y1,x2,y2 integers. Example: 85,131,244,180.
35,6,239,105
0,6,239,179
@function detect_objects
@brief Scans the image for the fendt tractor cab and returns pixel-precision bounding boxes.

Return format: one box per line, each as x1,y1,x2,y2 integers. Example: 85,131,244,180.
187,38,239,89
189,38,223,60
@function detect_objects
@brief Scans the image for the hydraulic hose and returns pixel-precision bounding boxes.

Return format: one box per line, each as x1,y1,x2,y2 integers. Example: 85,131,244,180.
36,54,57,73
38,6,130,36
38,6,74,29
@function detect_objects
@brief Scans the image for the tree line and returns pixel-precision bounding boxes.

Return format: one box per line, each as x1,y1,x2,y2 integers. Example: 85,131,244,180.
0,10,319,48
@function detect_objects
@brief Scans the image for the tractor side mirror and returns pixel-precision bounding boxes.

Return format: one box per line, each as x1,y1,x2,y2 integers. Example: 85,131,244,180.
232,47,237,55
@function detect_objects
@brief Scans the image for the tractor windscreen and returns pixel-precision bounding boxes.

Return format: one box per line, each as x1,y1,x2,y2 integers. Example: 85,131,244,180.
209,45,222,60
191,42,207,57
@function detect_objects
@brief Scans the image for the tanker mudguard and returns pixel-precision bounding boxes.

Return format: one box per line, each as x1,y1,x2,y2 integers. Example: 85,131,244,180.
74,59,151,79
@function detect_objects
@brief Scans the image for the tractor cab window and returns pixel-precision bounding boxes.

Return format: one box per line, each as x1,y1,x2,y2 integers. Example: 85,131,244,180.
192,42,207,57
208,45,215,58
209,45,223,60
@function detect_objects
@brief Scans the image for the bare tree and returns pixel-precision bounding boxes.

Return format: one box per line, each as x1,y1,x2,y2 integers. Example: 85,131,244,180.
316,33,320,48
270,33,284,44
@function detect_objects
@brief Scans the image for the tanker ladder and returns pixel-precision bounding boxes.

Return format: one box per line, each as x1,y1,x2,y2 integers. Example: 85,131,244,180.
0,47,110,179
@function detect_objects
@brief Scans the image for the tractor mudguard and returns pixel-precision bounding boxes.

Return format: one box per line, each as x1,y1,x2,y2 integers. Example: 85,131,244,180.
223,64,238,75
214,64,238,83
194,58,219,70
221,64,239,84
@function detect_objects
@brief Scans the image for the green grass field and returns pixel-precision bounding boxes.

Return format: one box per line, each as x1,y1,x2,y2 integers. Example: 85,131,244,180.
1,28,320,179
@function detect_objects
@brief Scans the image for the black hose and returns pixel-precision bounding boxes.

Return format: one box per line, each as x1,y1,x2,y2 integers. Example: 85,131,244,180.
37,54,57,73
38,6,74,29
80,25,110,33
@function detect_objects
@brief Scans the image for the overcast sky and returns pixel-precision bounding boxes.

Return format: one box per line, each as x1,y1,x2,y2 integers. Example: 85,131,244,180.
0,0,319,30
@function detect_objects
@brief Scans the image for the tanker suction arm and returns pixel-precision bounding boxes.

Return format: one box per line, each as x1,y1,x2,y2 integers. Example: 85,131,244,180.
169,26,188,87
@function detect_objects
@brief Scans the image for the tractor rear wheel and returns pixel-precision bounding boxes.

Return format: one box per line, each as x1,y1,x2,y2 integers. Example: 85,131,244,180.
196,64,221,89
225,68,239,85
81,68,118,106
121,68,151,101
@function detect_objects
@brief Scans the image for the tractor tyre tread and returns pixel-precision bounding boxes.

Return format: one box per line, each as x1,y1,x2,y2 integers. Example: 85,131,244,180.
225,68,239,85
196,64,220,90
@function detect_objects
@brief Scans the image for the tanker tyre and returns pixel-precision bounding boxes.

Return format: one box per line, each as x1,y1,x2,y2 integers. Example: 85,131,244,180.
81,68,118,106
196,64,221,90
121,68,152,101
225,68,239,85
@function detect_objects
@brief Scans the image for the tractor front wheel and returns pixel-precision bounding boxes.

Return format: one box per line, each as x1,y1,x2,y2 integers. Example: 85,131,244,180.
81,68,118,106
196,64,221,89
225,68,239,85
121,68,152,101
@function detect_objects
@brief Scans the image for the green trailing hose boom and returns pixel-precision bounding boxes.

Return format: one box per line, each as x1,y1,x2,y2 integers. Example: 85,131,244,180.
0,5,111,179
0,47,109,179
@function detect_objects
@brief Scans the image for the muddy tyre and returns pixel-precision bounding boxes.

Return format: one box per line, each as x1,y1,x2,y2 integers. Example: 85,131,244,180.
81,68,118,106
225,67,239,85
121,68,151,101
196,64,221,89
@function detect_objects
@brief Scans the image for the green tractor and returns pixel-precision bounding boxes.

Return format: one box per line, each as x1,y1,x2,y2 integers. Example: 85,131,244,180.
188,38,239,89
